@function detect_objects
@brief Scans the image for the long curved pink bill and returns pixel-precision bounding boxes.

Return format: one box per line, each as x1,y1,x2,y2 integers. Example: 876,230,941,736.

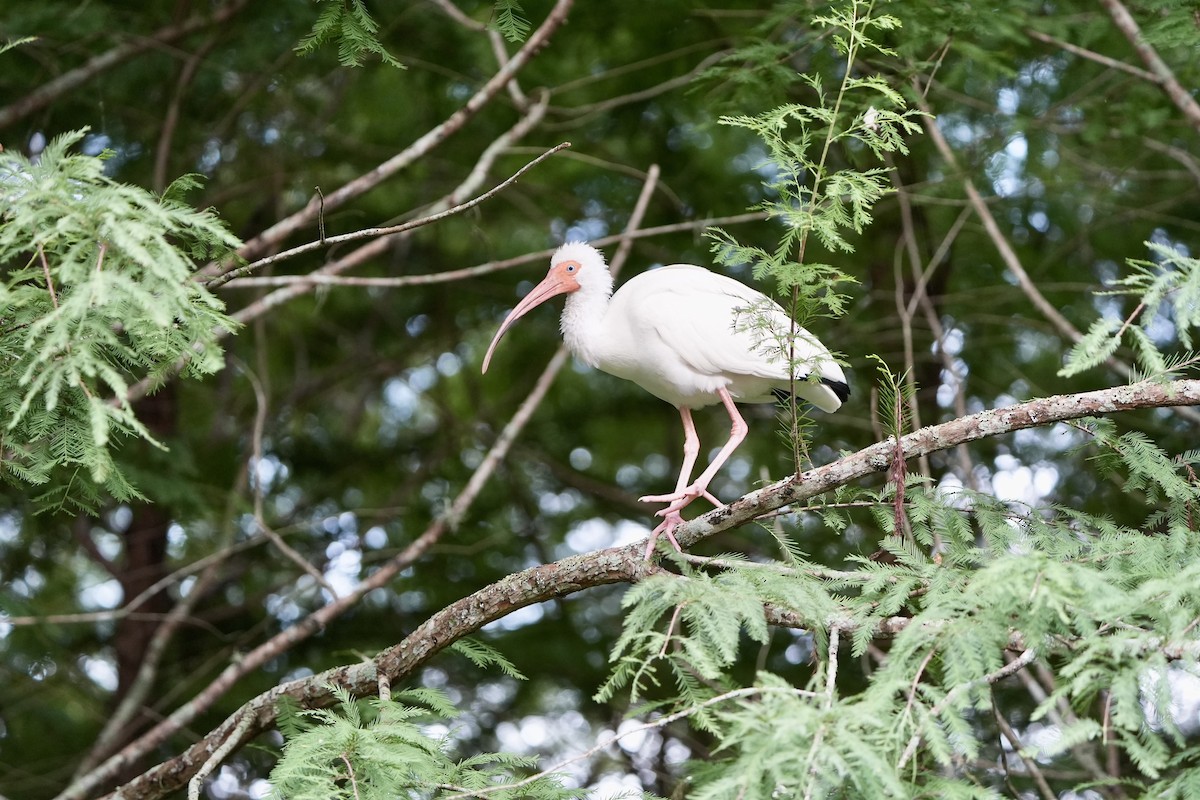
481,274,572,373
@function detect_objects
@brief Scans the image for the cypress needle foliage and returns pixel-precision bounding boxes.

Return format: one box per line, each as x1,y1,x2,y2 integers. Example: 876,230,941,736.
707,1,922,304
491,1,531,43
295,0,405,68
602,454,1200,796
450,637,528,680
295,0,531,66
1060,242,1200,380
704,0,923,471
269,685,590,799
0,129,239,509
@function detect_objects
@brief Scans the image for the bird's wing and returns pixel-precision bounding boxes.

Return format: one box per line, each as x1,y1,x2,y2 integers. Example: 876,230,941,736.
613,266,846,409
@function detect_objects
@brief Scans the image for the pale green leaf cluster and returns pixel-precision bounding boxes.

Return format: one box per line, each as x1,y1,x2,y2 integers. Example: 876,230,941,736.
600,415,1200,796
707,0,923,315
0,129,240,507
270,684,585,799
1060,242,1200,379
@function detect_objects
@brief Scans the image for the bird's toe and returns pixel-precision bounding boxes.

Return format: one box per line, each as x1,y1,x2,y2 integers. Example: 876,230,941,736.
644,512,686,560
639,490,684,504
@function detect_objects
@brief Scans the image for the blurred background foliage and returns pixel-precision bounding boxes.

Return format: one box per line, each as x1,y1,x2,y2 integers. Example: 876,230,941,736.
1,0,1198,797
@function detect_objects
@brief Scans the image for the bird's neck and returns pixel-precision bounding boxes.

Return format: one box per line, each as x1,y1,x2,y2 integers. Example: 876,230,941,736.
560,286,612,368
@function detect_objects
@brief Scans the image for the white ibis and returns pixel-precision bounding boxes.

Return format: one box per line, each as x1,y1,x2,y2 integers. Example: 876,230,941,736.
483,242,849,557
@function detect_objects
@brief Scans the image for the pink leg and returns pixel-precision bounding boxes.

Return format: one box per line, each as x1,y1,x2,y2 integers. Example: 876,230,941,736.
667,407,702,497
676,387,748,508
639,388,749,558
638,407,699,557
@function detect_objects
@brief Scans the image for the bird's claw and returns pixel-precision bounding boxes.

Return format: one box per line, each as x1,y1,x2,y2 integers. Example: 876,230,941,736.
639,484,728,558
644,511,684,559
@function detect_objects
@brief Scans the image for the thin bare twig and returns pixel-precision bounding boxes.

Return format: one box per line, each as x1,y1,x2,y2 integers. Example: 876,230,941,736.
153,36,218,193
1025,28,1158,83
209,141,571,289
1009,653,1126,798
801,623,842,800
913,89,1079,343
227,0,575,267
992,695,1057,800
912,85,1200,425
115,94,554,409
890,158,975,489
220,212,764,289
222,90,552,322
241,360,336,594
187,710,253,800
429,0,527,106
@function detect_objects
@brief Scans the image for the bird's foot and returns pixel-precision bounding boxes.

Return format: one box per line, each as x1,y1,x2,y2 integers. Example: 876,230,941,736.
644,510,684,560
638,484,722,515
640,484,726,559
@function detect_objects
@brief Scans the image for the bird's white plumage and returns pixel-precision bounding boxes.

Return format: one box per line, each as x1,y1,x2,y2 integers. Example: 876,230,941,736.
482,241,849,557
558,248,847,412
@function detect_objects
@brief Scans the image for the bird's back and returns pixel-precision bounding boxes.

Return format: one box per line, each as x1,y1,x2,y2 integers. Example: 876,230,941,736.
592,265,847,411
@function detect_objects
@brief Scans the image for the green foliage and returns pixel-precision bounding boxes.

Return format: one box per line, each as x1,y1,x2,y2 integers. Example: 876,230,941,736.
707,1,922,307
868,353,914,441
295,0,529,65
601,414,1200,796
705,0,922,472
295,0,404,68
450,637,527,680
271,684,584,799
0,130,239,508
491,0,531,43
1060,242,1200,379
597,560,841,711
1,36,37,56
6,0,1200,798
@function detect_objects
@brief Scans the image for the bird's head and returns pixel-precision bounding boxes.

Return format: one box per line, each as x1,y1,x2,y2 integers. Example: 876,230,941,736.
482,242,611,373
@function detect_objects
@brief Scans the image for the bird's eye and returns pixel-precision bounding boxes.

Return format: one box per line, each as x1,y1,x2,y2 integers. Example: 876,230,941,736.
565,263,576,272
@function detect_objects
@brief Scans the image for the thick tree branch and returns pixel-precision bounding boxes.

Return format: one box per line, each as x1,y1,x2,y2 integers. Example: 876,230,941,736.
669,378,1200,549
99,553,659,800
94,378,1199,800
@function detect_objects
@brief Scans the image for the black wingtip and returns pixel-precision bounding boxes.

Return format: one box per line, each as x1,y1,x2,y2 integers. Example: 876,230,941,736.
821,377,851,403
